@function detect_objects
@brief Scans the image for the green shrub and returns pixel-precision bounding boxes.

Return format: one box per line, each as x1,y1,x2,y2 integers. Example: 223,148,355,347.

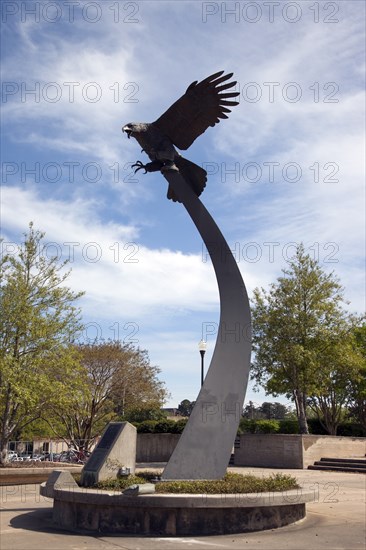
136,420,157,433
279,419,299,434
307,418,365,436
136,418,188,434
155,472,299,494
123,407,167,423
253,419,280,433
171,418,188,433
94,471,299,494
94,474,148,490
237,418,256,434
337,422,365,437
154,419,177,433
307,418,329,435
239,416,364,436
238,418,285,434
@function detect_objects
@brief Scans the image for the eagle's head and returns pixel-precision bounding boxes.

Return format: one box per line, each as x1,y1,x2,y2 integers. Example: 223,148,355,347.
122,122,149,139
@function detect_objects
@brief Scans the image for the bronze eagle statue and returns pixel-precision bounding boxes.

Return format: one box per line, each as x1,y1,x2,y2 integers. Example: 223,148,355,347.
122,71,239,202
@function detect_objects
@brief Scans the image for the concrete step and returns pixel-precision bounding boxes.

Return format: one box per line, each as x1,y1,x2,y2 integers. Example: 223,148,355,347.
318,457,366,465
308,457,366,473
308,464,366,473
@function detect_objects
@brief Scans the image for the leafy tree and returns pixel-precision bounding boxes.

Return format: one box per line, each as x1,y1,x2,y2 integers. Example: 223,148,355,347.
307,324,364,434
242,401,264,419
346,325,366,431
242,401,289,420
177,399,196,417
260,402,288,420
124,406,167,423
20,416,67,441
0,224,86,463
111,343,169,418
45,341,169,451
251,243,362,434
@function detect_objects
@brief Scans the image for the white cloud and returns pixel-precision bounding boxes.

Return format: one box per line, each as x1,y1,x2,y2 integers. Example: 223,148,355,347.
1,186,219,321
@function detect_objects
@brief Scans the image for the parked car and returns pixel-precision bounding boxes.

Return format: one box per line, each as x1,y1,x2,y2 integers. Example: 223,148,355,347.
7,451,18,461
30,454,43,461
19,454,32,461
40,452,62,461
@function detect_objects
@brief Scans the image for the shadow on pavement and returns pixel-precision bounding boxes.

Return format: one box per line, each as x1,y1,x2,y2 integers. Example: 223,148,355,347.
10,508,68,534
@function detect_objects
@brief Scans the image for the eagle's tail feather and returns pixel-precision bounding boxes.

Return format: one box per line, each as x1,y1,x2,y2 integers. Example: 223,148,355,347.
167,157,207,202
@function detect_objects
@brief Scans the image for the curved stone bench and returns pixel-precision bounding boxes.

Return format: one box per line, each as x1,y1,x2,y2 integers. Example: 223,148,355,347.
0,465,82,486
40,470,315,536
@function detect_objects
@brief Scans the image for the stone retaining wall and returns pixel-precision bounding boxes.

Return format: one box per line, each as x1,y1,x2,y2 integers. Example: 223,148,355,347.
234,434,366,468
301,435,366,467
0,466,83,486
137,433,365,468
136,433,180,462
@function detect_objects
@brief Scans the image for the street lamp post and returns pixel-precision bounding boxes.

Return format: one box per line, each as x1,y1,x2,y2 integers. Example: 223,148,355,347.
198,340,207,387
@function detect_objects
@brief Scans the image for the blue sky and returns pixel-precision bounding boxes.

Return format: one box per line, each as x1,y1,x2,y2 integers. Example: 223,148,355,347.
1,0,365,408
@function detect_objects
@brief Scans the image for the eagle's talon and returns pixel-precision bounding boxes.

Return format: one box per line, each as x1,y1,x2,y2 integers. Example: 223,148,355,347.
132,161,147,174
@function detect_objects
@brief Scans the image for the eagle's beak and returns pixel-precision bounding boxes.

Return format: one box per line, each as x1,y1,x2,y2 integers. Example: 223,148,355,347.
122,125,131,138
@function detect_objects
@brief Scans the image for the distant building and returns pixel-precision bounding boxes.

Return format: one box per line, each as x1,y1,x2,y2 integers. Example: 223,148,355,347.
162,408,186,420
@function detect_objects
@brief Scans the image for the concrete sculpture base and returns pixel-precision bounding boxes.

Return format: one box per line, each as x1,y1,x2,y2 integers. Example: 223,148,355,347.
40,471,314,536
161,171,251,480
80,421,136,487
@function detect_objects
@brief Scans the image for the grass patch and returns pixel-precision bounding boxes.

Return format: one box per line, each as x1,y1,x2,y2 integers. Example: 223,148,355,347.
93,471,299,494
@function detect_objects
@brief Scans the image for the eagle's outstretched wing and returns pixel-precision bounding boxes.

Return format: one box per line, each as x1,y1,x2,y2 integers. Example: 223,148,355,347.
153,71,239,151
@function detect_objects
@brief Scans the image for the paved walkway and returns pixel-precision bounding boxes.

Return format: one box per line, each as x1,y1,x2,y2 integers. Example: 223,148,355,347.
0,466,365,550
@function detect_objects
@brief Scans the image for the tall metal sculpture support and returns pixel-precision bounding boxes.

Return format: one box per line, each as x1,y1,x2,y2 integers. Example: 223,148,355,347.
161,170,251,480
